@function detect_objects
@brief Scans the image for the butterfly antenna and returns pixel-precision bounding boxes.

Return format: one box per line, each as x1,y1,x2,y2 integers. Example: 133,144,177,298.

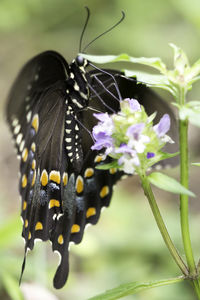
82,11,125,53
79,7,90,53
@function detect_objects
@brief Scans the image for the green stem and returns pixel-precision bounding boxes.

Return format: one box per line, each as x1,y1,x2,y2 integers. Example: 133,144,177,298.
193,280,200,299
179,87,197,277
140,173,188,276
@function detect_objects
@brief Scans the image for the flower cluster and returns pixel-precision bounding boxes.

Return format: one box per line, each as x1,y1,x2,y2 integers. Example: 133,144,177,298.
91,98,174,174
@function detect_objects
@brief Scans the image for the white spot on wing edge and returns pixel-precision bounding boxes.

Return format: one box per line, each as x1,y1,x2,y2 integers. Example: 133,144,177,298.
12,118,18,127
68,241,75,251
54,250,62,266
14,124,21,135
26,111,32,123
16,133,23,145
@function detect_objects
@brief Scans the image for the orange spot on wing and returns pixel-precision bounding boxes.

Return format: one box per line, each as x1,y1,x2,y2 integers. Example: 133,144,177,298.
58,234,64,245
84,168,94,178
23,201,27,210
49,199,60,209
86,207,96,218
32,114,39,133
109,168,117,174
71,224,80,233
76,175,84,194
63,172,68,186
21,174,27,188
49,171,60,184
22,148,28,162
40,170,48,186
100,186,109,198
35,222,43,230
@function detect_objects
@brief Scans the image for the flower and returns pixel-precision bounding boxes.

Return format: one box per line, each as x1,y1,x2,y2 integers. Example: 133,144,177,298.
147,152,155,159
91,113,114,154
124,98,141,112
153,114,170,137
91,99,174,175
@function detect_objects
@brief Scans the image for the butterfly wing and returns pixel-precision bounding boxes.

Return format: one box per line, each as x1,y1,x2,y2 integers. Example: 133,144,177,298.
6,50,69,155
6,51,123,289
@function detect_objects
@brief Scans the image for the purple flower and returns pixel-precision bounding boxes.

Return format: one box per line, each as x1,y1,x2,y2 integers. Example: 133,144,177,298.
91,133,114,154
93,113,113,136
92,113,114,154
147,152,155,159
154,114,170,137
115,143,134,155
124,98,141,112
126,123,145,140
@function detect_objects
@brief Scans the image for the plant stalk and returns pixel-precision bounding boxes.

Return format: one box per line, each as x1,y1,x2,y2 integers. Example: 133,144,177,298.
179,87,196,277
140,173,188,276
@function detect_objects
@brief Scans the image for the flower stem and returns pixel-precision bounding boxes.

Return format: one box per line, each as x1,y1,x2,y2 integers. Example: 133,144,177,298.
193,280,200,299
179,87,197,277
140,173,188,276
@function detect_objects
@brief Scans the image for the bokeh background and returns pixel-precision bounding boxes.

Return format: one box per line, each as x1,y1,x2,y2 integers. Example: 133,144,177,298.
1,0,200,299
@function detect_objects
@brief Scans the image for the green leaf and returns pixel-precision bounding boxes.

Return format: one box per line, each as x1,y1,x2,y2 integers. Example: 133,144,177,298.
179,105,200,127
187,58,200,80
148,172,195,197
192,162,200,166
124,70,169,86
2,273,24,300
80,53,167,73
95,160,119,170
169,43,190,74
88,276,184,300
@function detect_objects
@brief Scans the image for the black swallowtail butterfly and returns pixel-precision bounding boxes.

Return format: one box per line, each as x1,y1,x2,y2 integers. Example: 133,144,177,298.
6,9,178,289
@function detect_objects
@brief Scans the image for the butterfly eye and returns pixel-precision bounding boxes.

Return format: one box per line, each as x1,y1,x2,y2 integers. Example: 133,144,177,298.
76,55,85,66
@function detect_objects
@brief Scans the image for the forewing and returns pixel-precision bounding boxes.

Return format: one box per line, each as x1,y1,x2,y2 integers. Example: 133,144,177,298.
6,50,68,155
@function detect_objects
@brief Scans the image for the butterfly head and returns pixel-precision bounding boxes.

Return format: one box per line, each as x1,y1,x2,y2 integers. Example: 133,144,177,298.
75,55,88,68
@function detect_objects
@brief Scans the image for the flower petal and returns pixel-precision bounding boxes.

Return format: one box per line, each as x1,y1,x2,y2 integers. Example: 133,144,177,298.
154,114,170,137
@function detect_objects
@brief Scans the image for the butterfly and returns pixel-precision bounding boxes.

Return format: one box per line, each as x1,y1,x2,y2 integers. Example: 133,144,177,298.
6,9,178,289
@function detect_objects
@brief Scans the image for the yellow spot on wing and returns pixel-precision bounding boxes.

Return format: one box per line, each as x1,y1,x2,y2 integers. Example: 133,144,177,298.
25,219,28,228
32,114,39,133
40,170,48,186
28,232,31,240
35,222,43,230
23,201,27,210
71,224,80,233
58,234,64,245
109,168,117,174
76,175,84,194
22,174,27,188
94,155,103,163
32,159,36,170
100,186,109,198
49,199,60,209
49,170,60,184
63,172,68,186
86,207,96,218
84,168,94,178
31,142,36,152
31,170,36,186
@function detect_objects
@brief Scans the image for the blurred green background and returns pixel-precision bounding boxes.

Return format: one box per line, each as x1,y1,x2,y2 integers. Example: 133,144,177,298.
1,0,200,299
